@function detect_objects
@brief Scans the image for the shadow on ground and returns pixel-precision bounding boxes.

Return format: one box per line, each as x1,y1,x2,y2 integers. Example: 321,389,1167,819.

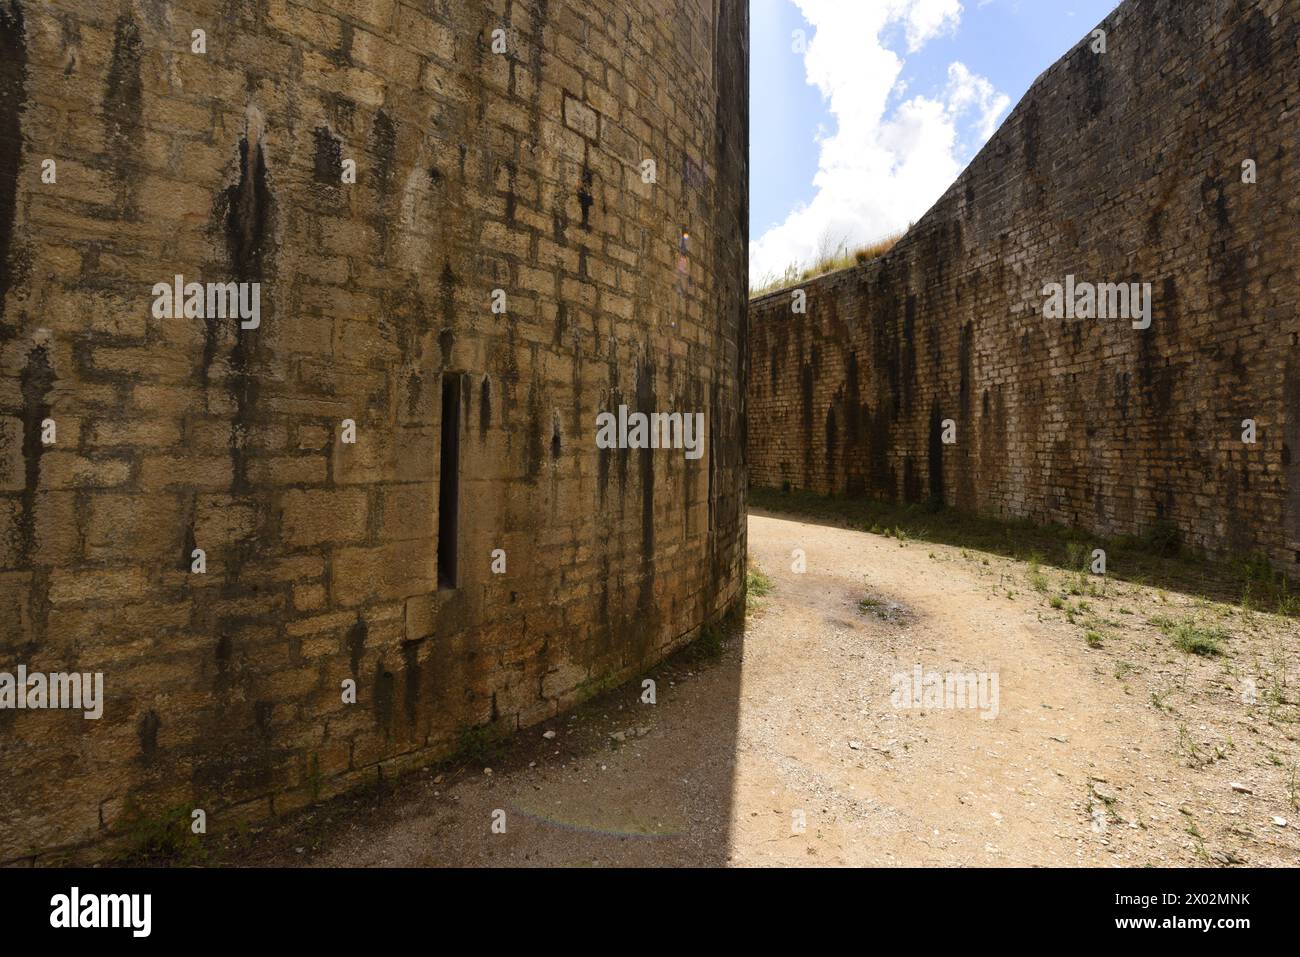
190,621,749,867
750,485,1300,619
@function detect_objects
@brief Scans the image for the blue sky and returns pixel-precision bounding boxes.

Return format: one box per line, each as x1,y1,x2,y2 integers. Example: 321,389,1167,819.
750,0,1122,286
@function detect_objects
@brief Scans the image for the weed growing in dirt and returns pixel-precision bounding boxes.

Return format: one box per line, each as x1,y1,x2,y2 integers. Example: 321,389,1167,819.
1028,555,1048,592
115,799,206,866
690,622,726,659
746,565,773,615
1165,621,1230,657
455,723,503,764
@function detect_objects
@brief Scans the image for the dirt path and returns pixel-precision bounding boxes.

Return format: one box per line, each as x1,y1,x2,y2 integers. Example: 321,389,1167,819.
239,510,1299,867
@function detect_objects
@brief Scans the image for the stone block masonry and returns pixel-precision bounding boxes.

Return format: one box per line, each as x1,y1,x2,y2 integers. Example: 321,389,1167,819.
0,0,748,862
748,0,1298,578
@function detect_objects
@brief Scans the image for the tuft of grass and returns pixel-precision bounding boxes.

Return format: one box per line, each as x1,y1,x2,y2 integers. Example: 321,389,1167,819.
115,799,206,866
1149,615,1230,657
857,596,886,617
455,723,503,764
1065,541,1087,570
1028,555,1049,593
746,565,773,616
691,622,726,659
1084,630,1105,649
1169,622,1229,657
746,565,773,598
1237,552,1300,617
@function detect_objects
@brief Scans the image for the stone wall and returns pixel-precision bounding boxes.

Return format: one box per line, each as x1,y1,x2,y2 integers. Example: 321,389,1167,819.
748,0,1298,576
0,0,748,862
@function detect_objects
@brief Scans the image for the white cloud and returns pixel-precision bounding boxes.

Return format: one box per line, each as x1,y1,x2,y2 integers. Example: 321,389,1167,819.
750,0,1011,286
898,0,963,51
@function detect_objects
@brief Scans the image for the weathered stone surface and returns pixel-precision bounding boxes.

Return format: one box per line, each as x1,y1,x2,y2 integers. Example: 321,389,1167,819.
0,0,748,862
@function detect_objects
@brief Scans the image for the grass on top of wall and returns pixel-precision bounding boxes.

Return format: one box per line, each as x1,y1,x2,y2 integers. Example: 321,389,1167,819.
749,232,903,300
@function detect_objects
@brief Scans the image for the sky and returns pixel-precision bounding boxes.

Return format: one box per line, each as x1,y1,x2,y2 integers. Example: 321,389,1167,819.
749,0,1123,287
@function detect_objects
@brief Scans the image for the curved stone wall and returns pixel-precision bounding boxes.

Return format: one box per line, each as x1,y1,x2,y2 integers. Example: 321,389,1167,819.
0,0,748,862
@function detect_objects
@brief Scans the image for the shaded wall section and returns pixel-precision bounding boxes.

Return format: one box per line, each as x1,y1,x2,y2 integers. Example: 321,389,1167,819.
748,0,1298,576
0,0,748,862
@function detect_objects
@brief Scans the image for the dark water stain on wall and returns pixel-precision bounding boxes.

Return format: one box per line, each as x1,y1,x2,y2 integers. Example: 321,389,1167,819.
373,659,395,735
479,374,491,439
1227,4,1272,79
956,323,975,507
402,639,422,727
902,456,920,504
0,0,26,337
552,301,568,345
405,370,423,417
439,261,458,329
503,160,517,223
181,523,197,572
138,710,160,764
524,376,544,483
1115,370,1131,420
368,109,397,258
869,403,893,498
525,0,549,147
213,632,234,693
312,126,343,184
1200,173,1230,231
632,356,658,653
1286,355,1300,550
844,352,861,444
215,131,274,496
901,294,917,415
636,358,656,563
103,13,142,218
347,617,367,676
958,323,972,418
1137,279,1176,423
194,120,282,797
927,402,946,508
17,345,53,563
57,12,80,76
1022,98,1040,172
253,700,275,741
824,405,837,490
578,162,593,230
1072,40,1106,120
371,109,396,190
800,359,814,485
